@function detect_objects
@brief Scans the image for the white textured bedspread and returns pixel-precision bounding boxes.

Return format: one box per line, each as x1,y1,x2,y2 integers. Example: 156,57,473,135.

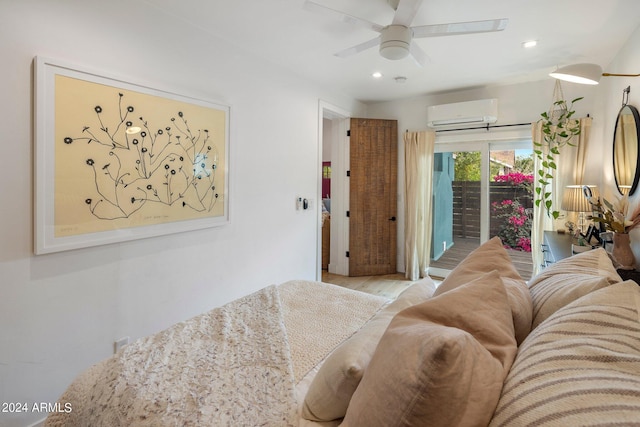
45,281,388,427
46,285,295,427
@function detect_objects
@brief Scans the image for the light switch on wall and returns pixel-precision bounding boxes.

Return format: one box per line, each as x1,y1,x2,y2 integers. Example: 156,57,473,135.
296,197,314,210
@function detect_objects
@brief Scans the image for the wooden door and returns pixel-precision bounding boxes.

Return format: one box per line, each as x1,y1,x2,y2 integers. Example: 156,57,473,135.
349,118,397,276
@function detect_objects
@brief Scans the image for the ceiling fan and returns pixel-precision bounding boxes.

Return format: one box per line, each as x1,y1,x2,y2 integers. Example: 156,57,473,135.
303,0,508,67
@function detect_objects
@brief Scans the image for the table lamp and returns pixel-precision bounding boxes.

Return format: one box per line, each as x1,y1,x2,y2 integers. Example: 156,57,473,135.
561,185,597,234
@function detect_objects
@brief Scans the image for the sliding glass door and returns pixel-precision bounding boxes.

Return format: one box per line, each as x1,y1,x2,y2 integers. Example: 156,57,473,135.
429,140,534,279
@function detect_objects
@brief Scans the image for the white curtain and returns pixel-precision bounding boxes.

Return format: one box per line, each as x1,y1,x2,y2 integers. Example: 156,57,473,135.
531,117,592,275
562,117,591,186
404,130,436,280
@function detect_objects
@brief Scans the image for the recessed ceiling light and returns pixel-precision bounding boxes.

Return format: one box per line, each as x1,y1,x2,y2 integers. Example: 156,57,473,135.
522,40,537,48
372,72,383,79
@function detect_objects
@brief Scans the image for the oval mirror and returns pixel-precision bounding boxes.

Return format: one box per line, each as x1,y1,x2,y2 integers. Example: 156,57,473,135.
613,104,640,196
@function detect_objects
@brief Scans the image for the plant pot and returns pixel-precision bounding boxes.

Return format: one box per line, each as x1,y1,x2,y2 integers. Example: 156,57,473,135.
612,232,636,270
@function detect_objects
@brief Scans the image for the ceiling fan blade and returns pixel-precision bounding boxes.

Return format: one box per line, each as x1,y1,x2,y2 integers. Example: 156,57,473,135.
412,18,508,38
303,0,384,33
334,36,381,58
409,42,430,67
392,0,424,26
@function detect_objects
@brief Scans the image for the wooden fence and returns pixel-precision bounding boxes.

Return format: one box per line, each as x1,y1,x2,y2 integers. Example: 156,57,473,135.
452,181,533,239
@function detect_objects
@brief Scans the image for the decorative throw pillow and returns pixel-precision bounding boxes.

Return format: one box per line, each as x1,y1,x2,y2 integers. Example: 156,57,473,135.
528,248,622,329
529,247,622,287
433,236,533,344
341,270,517,427
490,280,640,427
301,278,437,421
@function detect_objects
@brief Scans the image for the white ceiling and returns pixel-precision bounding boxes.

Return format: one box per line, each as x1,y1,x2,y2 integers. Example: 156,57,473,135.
142,0,640,103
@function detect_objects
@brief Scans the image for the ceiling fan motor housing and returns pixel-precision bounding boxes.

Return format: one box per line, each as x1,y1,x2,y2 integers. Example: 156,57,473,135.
379,25,412,60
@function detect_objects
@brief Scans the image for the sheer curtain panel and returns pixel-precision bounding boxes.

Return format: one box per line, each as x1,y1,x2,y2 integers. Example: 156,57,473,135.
404,130,436,280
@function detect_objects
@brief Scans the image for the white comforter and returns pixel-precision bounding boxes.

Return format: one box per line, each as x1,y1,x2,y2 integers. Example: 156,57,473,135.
45,280,387,427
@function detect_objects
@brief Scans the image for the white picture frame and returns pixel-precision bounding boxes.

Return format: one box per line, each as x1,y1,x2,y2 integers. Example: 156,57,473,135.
34,56,230,254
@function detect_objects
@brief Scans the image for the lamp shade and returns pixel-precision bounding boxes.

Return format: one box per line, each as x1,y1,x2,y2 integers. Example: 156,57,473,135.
549,63,603,85
561,185,595,212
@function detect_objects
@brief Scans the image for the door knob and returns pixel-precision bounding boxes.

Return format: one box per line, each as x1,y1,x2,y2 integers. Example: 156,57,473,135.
389,216,396,221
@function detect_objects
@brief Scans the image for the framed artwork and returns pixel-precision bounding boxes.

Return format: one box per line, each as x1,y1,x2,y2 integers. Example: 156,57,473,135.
34,56,230,254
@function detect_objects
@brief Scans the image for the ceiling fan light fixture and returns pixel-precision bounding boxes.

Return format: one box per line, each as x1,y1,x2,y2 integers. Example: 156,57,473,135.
379,25,411,60
549,63,603,85
304,1,508,66
380,43,410,60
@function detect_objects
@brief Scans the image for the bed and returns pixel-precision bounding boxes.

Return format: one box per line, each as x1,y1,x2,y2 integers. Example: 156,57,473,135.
45,237,640,426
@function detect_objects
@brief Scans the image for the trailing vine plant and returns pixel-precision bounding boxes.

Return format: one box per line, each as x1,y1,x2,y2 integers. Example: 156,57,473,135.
533,96,583,219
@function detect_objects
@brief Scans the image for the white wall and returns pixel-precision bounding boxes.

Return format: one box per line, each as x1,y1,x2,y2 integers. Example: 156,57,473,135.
0,1,364,426
590,24,640,265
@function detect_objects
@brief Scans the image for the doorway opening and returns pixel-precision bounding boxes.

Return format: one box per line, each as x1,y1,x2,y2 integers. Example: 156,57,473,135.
317,101,350,280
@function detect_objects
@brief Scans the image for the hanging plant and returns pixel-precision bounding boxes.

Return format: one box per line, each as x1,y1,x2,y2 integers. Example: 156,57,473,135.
533,95,583,219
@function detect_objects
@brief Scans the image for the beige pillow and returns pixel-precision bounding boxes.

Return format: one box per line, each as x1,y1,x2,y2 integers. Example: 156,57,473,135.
301,278,436,421
528,248,623,329
501,276,533,345
384,277,437,309
490,280,640,426
341,270,517,427
433,236,533,344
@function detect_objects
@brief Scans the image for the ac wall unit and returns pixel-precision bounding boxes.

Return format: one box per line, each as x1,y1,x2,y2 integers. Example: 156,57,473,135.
427,99,498,128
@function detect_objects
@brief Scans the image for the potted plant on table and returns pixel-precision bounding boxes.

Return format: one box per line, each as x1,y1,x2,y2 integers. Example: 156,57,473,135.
589,194,640,269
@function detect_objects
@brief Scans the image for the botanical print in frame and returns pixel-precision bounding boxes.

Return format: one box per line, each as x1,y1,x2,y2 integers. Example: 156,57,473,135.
34,57,230,254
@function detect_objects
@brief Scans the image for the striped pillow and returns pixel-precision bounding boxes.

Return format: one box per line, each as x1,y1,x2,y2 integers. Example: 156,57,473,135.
528,248,622,329
489,280,640,426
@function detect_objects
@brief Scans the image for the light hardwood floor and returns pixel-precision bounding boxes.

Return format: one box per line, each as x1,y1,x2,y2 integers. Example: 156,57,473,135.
321,271,441,299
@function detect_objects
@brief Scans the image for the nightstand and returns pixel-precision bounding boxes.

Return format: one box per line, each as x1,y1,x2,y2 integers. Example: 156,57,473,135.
542,231,573,265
